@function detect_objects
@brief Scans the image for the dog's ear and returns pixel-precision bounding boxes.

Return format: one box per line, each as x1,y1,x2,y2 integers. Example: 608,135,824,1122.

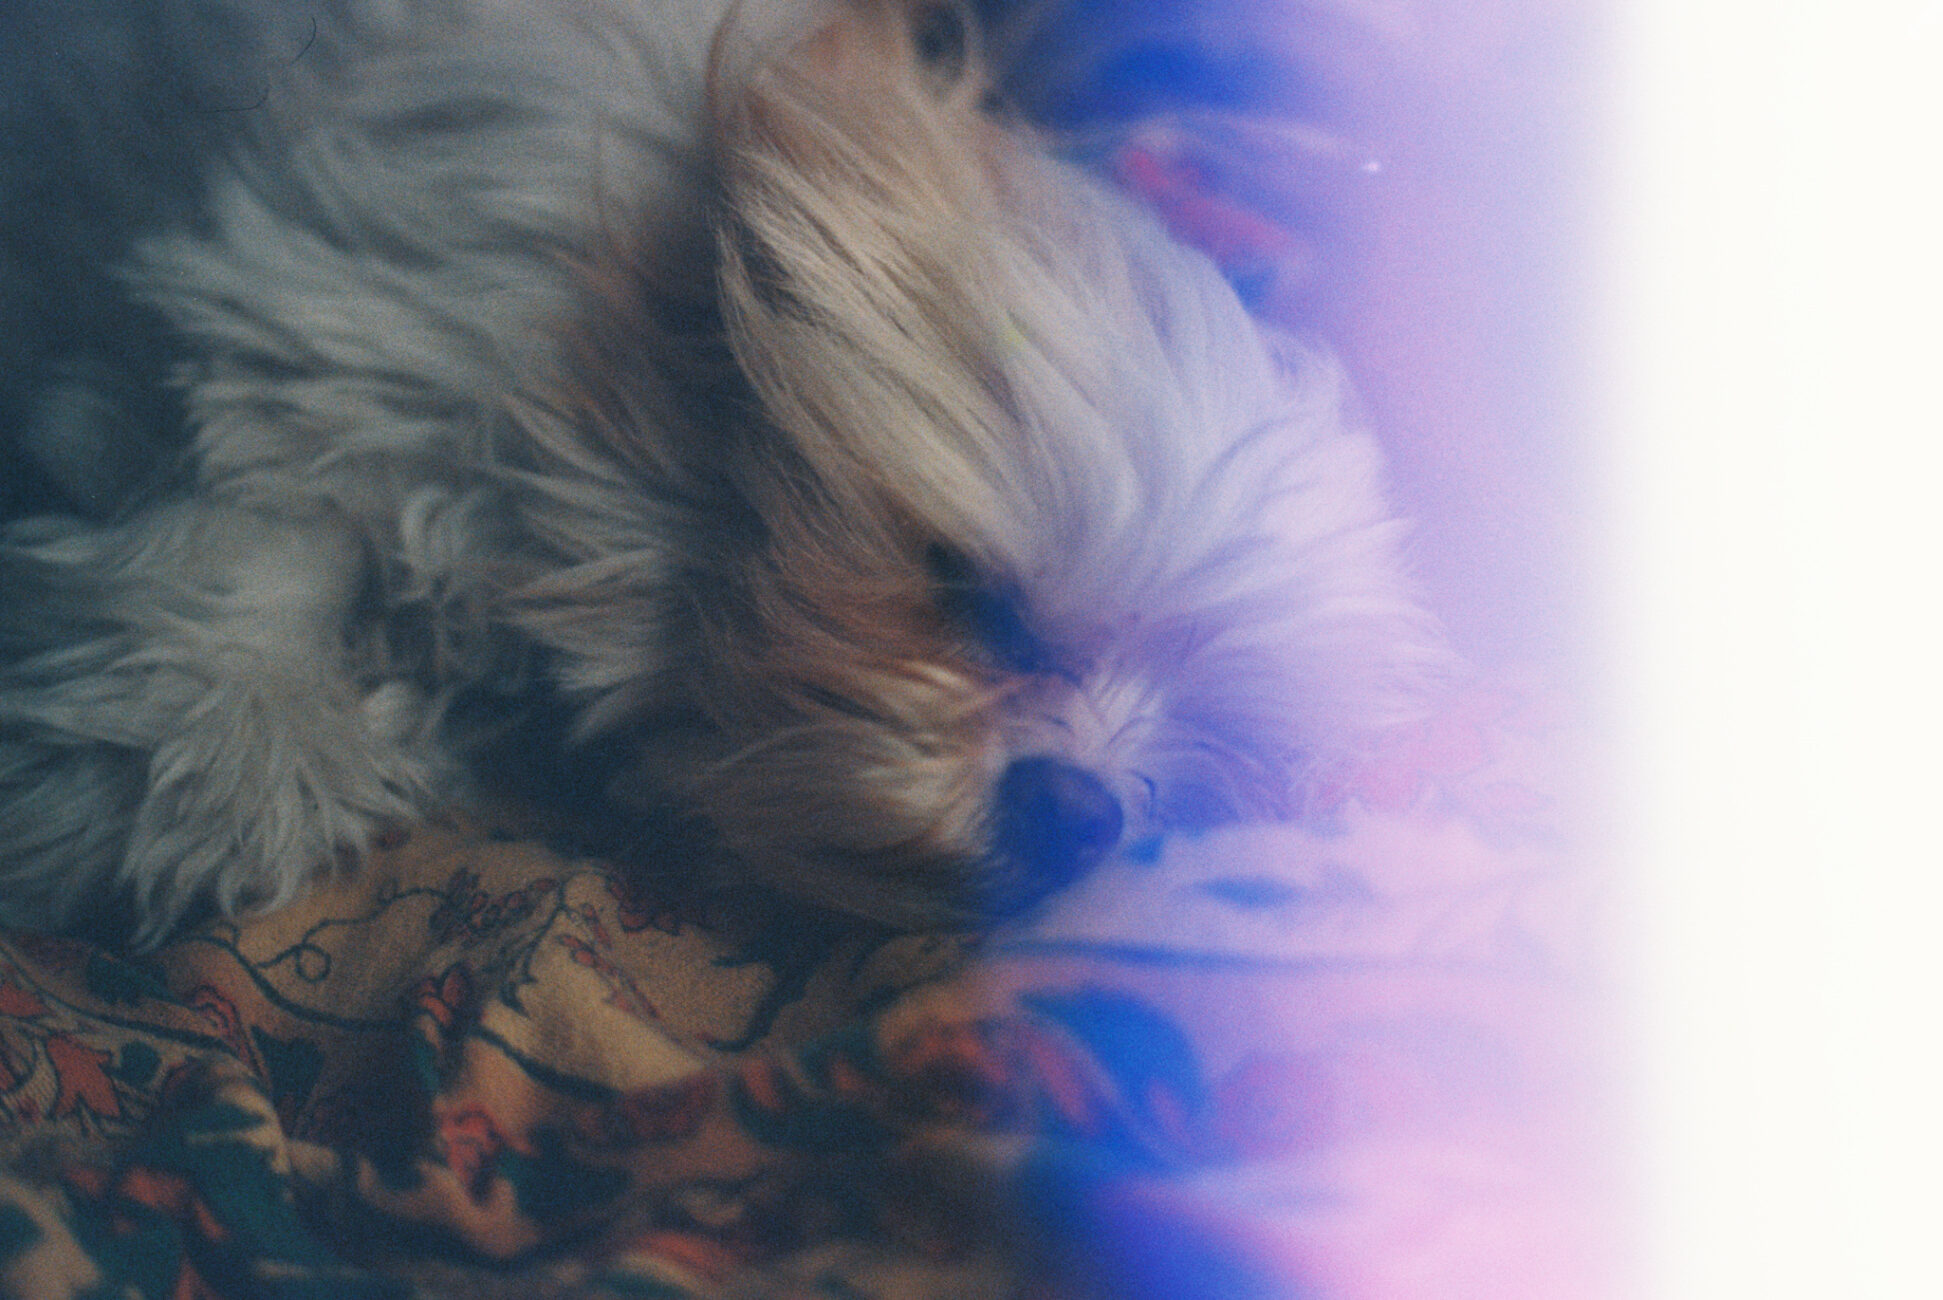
708,0,1001,269
706,0,1032,550
710,0,985,127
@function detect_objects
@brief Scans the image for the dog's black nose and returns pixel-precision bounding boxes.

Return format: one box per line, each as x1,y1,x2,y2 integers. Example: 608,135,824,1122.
993,757,1123,896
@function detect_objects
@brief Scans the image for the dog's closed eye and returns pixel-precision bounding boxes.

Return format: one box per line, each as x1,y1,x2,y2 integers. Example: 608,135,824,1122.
924,543,1048,675
909,3,970,94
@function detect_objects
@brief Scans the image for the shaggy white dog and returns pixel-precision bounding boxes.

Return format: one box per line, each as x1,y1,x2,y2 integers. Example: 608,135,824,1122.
0,0,1443,945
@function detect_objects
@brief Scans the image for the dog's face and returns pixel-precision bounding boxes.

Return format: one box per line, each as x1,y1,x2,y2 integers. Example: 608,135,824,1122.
523,0,1441,927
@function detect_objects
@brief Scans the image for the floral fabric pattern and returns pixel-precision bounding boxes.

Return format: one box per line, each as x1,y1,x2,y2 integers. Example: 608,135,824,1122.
0,680,1613,1299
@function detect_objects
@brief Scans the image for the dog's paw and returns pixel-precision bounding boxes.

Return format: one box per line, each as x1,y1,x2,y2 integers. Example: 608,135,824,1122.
118,664,436,946
0,649,438,947
0,499,451,944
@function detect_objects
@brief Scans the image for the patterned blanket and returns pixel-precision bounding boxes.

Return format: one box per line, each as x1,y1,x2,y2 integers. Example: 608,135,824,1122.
0,680,1613,1299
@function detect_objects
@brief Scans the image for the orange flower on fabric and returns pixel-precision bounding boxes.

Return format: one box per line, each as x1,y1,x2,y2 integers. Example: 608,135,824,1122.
438,1102,508,1199
410,963,475,1039
46,1034,121,1125
1015,1023,1109,1137
0,977,48,1020
556,934,661,1025
181,984,250,1062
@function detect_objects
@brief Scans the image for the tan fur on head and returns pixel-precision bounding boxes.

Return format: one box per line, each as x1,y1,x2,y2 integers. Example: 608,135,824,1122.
713,0,1032,542
530,0,1443,922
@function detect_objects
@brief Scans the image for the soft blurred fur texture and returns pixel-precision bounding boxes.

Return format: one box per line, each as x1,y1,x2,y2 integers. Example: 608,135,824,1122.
0,0,1443,946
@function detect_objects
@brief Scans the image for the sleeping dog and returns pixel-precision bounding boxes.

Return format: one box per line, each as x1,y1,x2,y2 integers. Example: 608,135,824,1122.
0,0,1442,945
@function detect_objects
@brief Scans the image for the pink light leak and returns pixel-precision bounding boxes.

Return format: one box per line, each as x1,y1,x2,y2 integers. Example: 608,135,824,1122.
1100,0,1608,674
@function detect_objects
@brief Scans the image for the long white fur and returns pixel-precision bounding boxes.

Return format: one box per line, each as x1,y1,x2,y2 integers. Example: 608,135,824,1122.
0,0,1445,945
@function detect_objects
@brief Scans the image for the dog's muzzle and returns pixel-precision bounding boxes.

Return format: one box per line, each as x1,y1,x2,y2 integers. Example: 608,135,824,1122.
991,756,1123,905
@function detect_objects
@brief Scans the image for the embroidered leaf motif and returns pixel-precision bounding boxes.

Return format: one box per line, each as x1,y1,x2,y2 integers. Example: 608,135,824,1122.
45,1035,121,1125
1019,990,1205,1156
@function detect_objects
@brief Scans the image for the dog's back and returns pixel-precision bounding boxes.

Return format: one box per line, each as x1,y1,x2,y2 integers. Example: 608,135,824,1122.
0,0,746,941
